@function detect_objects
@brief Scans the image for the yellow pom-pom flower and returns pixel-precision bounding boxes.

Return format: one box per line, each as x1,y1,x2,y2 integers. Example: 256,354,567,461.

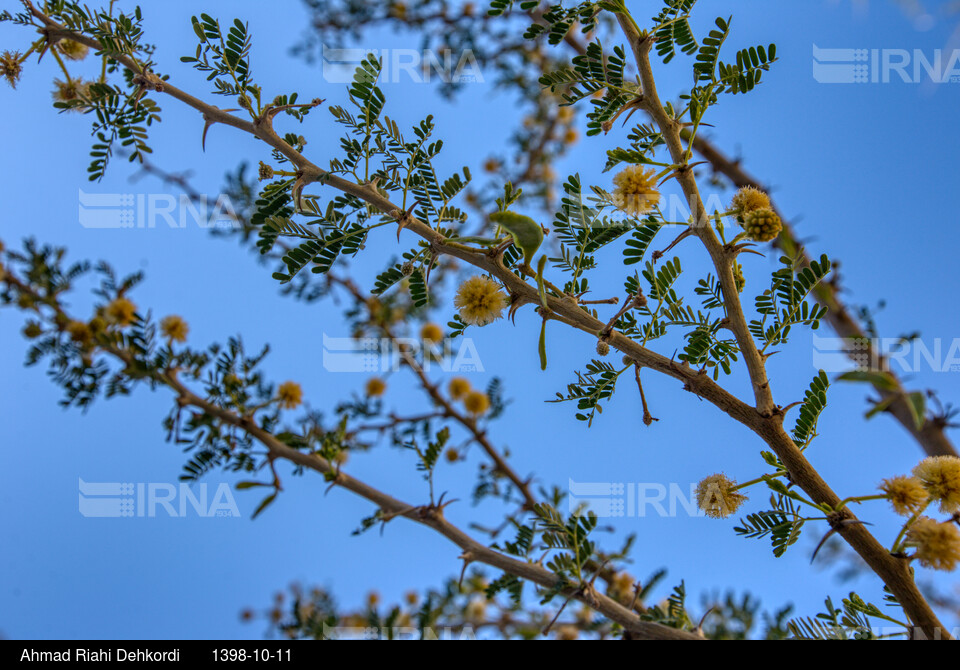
277,381,303,409
448,377,471,400
733,262,746,293
22,321,44,339
52,77,90,107
729,186,771,222
1,51,23,88
420,322,443,344
912,455,960,513
57,39,90,61
741,208,782,243
454,276,507,327
611,165,660,217
880,476,929,516
160,315,189,343
365,377,387,397
104,297,137,327
65,320,93,347
464,390,490,416
696,473,748,519
464,597,486,623
906,517,960,571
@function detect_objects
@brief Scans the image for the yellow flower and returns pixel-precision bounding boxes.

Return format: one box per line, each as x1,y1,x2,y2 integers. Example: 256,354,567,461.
448,377,471,400
730,186,771,222
366,591,380,607
464,390,490,416
88,316,106,335
104,297,137,327
880,476,929,516
555,625,579,640
611,165,661,217
464,597,486,623
606,572,635,606
52,77,90,107
912,456,960,513
365,377,387,397
1,50,22,88
696,473,748,519
258,161,274,181
563,128,578,144
906,517,960,571
444,448,459,463
405,591,419,606
420,322,443,344
65,320,93,346
22,321,44,339
276,381,303,409
454,275,507,327
733,262,746,293
57,39,89,61
159,315,189,343
557,106,575,123
483,158,500,173
741,208,782,243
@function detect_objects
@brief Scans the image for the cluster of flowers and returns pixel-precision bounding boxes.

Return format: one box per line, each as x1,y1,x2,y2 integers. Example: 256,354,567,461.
696,455,960,571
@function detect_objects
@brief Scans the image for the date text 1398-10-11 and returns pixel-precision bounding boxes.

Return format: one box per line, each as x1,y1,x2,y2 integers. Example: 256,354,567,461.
213,648,293,662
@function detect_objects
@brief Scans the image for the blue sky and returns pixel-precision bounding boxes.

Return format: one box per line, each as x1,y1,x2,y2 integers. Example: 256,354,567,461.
1,0,959,639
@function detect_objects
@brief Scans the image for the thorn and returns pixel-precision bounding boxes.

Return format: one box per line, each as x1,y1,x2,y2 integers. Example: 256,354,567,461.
202,117,213,152
652,228,693,262
391,200,418,242
696,606,716,633
457,551,475,591
292,170,309,212
201,108,239,151
811,519,873,563
362,177,381,195
507,294,526,324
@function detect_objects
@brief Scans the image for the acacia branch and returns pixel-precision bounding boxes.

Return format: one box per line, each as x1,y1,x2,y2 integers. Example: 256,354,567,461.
547,7,956,460
610,11,949,639
1,269,699,641
686,133,958,459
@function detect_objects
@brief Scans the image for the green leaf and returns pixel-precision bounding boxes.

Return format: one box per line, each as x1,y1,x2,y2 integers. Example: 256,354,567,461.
905,391,926,430
235,481,268,490
836,369,898,392
251,492,277,519
539,319,548,371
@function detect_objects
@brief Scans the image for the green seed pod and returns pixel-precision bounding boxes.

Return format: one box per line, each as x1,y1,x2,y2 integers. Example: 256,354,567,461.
742,208,782,243
489,210,543,268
